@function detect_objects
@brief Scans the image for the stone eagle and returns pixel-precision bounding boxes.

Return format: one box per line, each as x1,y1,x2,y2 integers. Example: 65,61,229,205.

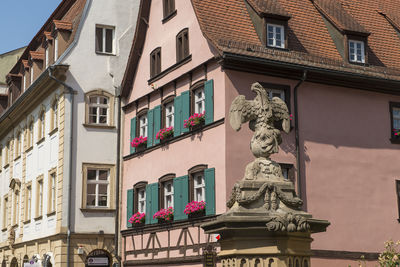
229,82,290,134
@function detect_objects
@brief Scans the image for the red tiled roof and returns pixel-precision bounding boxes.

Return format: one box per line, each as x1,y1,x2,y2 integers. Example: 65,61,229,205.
44,31,54,40
22,60,30,69
247,0,290,18
29,51,45,61
53,19,73,31
191,0,400,79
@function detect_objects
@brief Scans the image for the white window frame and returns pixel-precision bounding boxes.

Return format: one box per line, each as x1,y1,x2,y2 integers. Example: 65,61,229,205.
348,40,365,63
30,67,34,84
50,172,56,212
393,107,400,130
45,47,49,69
267,23,285,48
23,74,26,91
194,88,205,114
86,169,110,208
96,25,115,54
138,189,146,213
165,102,174,128
40,112,45,139
88,95,109,125
164,181,174,208
38,180,43,217
139,114,148,137
193,172,205,202
54,35,58,62
29,121,34,148
13,191,19,225
26,186,32,221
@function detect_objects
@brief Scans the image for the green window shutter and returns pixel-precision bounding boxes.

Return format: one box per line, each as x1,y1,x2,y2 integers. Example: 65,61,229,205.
130,117,136,154
154,105,161,145
145,183,159,224
204,168,216,216
126,189,134,228
181,91,190,133
174,96,182,137
204,79,214,125
173,175,189,221
147,109,154,148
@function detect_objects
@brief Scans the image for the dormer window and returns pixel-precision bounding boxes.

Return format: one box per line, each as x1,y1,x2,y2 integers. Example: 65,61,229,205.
267,24,285,48
348,40,365,63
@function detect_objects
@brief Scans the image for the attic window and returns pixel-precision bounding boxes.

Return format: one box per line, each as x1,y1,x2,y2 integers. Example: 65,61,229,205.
267,23,285,49
348,40,365,63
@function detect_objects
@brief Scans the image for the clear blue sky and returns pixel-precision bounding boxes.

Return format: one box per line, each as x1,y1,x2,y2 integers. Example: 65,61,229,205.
0,0,63,54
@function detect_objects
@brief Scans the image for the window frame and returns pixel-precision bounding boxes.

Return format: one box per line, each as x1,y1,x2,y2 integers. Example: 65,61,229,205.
47,168,57,215
176,28,189,62
159,173,176,209
136,108,149,138
390,102,400,143
50,96,59,134
133,181,148,214
266,23,285,49
190,80,206,116
24,181,32,223
4,140,10,167
348,39,365,64
258,82,291,111
84,90,115,128
162,0,176,21
81,163,116,211
188,164,208,202
14,129,22,160
35,175,44,220
162,95,175,128
13,190,20,226
150,47,161,78
95,25,116,55
396,180,400,222
3,196,8,230
37,106,46,143
27,116,34,150
0,145,2,171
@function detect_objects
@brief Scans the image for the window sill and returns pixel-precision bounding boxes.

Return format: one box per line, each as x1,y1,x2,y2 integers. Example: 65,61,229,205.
148,54,192,84
266,45,288,51
80,208,116,213
3,163,9,169
348,61,368,66
34,216,43,221
47,211,56,217
124,118,224,160
390,137,400,144
25,146,33,153
95,51,116,56
23,219,31,224
49,127,58,136
12,223,18,228
83,123,115,129
1,228,6,232
37,137,45,145
14,155,21,161
162,10,177,24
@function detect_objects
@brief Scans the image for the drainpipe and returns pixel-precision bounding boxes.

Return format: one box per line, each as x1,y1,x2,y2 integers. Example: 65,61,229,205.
114,87,122,267
48,66,75,267
293,70,307,205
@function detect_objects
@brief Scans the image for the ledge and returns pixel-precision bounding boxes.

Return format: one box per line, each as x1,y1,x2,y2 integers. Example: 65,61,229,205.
1,228,6,232
80,208,116,213
48,127,58,136
23,219,31,224
47,211,56,217
3,163,9,169
25,146,33,153
95,51,116,56
123,118,224,161
36,137,45,145
14,155,21,161
148,55,192,84
390,137,400,144
162,10,177,24
34,215,43,221
83,123,116,129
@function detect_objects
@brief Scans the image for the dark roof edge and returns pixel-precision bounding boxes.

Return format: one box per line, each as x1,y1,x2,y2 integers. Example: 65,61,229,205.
121,0,152,99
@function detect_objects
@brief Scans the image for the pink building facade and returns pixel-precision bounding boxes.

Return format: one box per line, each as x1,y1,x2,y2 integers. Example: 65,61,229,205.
120,0,400,266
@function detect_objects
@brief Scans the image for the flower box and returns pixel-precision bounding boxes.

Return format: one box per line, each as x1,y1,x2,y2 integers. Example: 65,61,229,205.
128,212,145,226
131,136,147,151
393,129,400,137
184,112,205,131
156,127,174,142
153,207,174,223
184,201,206,219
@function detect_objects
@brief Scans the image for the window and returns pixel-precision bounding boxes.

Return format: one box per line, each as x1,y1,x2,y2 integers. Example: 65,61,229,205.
95,25,115,54
279,163,293,180
51,97,58,131
3,197,8,229
15,131,21,159
138,188,146,213
159,174,175,209
36,176,44,219
348,40,365,63
194,87,205,114
23,74,26,91
165,102,174,128
86,169,109,208
45,47,49,69
139,114,148,137
267,24,285,48
0,146,2,170
163,0,175,19
27,119,34,149
48,169,57,214
390,102,400,143
30,67,34,84
38,108,46,141
13,191,19,225
150,47,161,78
25,183,32,222
82,163,115,210
258,82,290,110
4,141,10,166
176,28,189,62
85,90,114,127
267,89,285,102
54,35,58,62
193,172,205,202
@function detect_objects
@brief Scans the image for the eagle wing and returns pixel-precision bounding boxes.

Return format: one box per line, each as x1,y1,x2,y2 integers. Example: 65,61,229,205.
229,95,258,131
271,97,290,133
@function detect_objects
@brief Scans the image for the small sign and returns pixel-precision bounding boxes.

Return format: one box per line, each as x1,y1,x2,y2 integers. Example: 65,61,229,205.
203,244,216,267
87,257,108,266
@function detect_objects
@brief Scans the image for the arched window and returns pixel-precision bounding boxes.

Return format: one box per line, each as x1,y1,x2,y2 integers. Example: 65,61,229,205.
50,96,59,132
38,106,46,141
27,118,34,149
85,90,114,127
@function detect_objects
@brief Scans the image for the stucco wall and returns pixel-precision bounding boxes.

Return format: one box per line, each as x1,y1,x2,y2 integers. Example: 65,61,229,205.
224,69,400,254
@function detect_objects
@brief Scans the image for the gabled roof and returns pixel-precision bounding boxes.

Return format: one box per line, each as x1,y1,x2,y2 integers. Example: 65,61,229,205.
246,0,290,18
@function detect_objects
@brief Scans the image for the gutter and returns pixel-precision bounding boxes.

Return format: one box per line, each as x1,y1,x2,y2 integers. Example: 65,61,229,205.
114,87,122,266
48,66,76,267
293,70,307,207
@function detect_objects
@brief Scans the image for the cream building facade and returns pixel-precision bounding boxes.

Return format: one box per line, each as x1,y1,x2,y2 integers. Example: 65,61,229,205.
0,0,139,266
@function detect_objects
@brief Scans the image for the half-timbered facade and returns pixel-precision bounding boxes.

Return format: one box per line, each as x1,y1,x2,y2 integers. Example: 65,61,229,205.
0,0,139,266
121,0,400,266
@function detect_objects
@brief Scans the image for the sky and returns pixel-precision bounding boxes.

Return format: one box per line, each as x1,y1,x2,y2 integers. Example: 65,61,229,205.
0,0,63,55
